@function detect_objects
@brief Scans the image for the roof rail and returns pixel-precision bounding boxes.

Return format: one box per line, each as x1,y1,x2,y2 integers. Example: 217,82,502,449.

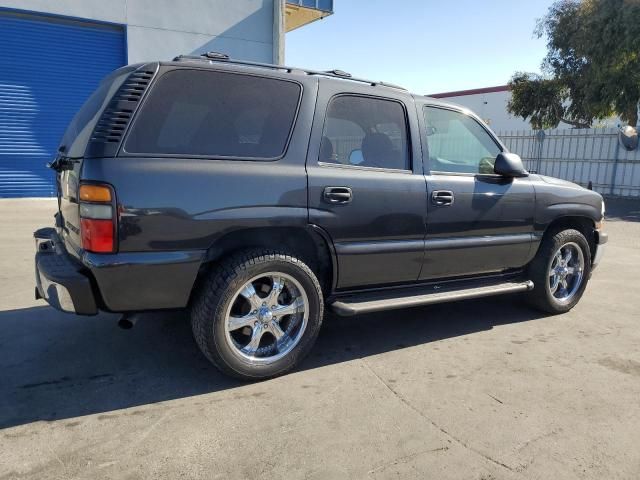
323,69,352,78
172,52,407,91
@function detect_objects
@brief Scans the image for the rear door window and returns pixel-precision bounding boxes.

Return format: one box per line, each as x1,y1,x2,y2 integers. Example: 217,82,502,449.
125,69,302,159
319,95,410,170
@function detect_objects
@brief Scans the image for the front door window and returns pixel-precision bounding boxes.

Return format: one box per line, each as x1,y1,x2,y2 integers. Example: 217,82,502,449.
423,106,501,174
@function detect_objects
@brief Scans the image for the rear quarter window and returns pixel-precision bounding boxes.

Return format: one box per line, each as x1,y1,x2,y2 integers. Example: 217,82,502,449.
124,69,302,159
60,66,137,158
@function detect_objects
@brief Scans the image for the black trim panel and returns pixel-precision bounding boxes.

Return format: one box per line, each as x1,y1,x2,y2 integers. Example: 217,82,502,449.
335,239,425,255
307,224,340,291
425,233,533,251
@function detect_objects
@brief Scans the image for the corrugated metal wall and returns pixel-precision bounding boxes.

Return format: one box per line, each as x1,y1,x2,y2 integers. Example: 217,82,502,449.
499,128,640,198
0,10,125,197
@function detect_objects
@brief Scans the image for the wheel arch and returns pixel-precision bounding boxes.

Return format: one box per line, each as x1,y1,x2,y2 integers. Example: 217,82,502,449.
193,225,337,300
540,215,597,260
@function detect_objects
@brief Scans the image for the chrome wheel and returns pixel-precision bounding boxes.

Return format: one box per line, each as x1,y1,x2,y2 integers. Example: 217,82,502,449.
548,242,585,305
224,272,309,364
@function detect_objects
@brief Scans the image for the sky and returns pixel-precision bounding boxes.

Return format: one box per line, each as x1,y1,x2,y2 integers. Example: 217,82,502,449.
286,0,556,95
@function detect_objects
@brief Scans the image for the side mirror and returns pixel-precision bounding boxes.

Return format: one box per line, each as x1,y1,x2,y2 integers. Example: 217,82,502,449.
494,152,528,177
349,149,364,165
619,126,638,151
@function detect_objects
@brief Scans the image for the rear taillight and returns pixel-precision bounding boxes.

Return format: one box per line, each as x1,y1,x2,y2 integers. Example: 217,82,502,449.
79,184,116,253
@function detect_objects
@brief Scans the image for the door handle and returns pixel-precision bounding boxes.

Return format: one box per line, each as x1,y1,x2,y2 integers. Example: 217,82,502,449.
432,190,454,206
323,186,353,204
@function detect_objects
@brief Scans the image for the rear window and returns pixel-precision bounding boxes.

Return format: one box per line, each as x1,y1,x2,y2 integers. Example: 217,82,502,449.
124,69,302,159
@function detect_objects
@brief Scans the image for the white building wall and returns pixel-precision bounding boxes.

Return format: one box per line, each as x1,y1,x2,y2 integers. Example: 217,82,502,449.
441,90,621,134
0,0,277,63
441,90,529,133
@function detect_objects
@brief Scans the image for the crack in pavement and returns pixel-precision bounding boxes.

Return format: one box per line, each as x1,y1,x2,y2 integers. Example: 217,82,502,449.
360,359,519,474
515,427,563,452
367,446,449,475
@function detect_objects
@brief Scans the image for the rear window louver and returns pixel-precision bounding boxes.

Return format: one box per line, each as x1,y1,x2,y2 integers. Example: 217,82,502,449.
86,67,156,157
91,108,134,143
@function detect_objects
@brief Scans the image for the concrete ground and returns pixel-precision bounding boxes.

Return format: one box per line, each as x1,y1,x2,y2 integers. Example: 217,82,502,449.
1,198,639,480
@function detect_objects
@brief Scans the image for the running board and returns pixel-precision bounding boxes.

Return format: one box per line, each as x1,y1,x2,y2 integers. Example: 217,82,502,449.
329,280,534,316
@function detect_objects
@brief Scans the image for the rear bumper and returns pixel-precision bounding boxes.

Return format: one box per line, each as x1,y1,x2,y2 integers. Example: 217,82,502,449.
34,228,98,315
35,228,205,314
592,230,608,270
83,249,205,312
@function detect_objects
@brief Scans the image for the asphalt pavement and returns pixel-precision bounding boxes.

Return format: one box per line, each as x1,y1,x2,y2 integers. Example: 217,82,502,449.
1,197,639,479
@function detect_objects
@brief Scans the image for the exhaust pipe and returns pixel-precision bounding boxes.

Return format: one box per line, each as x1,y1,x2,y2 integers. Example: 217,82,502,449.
118,313,139,330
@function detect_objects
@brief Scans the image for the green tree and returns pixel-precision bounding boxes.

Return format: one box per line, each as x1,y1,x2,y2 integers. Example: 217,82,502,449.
507,0,640,130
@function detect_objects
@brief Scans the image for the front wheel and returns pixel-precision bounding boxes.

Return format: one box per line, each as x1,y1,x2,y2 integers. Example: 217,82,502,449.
191,250,324,380
526,228,592,314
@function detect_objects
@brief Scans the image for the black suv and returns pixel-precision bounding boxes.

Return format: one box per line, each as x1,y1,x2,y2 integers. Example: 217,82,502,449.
35,54,607,380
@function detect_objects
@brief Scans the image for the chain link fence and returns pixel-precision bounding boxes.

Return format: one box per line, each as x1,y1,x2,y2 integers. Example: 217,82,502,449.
498,128,640,197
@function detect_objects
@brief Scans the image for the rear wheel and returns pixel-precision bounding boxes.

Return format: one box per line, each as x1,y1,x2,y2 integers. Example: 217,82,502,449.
527,228,591,314
191,250,323,380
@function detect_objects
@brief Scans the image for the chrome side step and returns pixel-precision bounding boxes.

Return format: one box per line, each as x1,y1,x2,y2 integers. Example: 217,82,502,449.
329,280,534,316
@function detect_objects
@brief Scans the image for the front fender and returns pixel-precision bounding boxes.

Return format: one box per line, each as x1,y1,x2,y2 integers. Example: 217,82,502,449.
531,174,604,231
538,202,601,227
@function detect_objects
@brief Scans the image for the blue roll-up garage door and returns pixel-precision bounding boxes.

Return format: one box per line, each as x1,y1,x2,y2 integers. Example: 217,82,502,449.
0,11,125,197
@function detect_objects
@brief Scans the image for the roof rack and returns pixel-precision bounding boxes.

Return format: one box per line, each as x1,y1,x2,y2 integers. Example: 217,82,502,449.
172,52,407,91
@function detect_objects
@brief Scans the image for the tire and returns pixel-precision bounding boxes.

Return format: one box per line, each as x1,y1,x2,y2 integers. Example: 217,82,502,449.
526,228,592,314
191,249,324,380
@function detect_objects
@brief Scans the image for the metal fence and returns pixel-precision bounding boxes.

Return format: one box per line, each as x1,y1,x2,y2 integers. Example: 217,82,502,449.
498,128,640,197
